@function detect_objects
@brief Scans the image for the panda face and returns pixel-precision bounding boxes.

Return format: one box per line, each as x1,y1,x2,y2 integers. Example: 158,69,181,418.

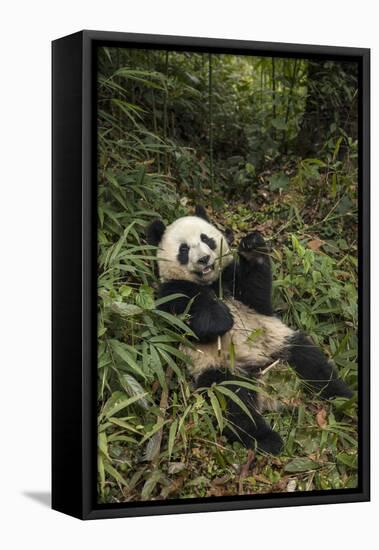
157,216,232,284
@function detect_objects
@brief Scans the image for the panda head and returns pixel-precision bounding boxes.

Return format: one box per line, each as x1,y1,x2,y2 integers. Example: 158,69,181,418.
146,206,233,285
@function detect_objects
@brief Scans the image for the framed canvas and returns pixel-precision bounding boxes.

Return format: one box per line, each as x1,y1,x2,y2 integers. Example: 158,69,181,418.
52,30,370,520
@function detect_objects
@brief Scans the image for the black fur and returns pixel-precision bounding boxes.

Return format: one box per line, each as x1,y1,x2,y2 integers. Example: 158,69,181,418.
196,367,283,455
194,205,210,221
200,233,216,250
221,231,273,315
224,227,234,245
158,280,234,343
287,332,353,399
177,243,190,265
195,367,230,386
146,220,166,247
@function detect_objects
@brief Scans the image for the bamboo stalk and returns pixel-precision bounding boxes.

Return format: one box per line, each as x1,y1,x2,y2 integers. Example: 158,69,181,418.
217,237,224,357
282,59,298,152
271,57,277,142
151,104,159,165
163,50,169,172
209,53,214,196
150,51,161,172
116,48,122,143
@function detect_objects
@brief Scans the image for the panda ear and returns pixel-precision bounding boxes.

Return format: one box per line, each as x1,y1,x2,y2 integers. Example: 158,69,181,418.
225,228,234,245
146,220,166,246
194,205,210,222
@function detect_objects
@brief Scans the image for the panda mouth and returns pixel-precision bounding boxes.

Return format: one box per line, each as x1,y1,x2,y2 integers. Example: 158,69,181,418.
194,263,215,277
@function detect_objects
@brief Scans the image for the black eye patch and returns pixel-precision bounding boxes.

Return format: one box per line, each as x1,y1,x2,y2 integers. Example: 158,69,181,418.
200,233,216,251
177,243,190,265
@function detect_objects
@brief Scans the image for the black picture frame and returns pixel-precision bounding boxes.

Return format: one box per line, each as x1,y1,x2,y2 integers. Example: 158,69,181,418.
52,30,370,520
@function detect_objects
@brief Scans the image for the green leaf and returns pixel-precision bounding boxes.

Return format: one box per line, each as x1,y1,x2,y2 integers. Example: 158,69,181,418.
154,309,195,336
98,455,105,497
105,392,148,418
139,420,168,445
118,373,149,409
109,339,146,379
246,327,265,345
111,302,142,317
149,344,166,389
268,172,290,191
108,418,142,434
143,432,162,461
284,458,320,473
136,286,155,310
245,162,255,175
208,390,224,432
100,391,124,418
108,221,137,266
168,419,178,459
98,431,110,459
141,470,162,500
271,117,287,130
219,379,268,396
213,385,254,422
104,461,129,487
154,293,188,307
336,452,357,469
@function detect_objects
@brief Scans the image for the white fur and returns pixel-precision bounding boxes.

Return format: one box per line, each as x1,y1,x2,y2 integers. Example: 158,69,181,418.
157,216,233,284
182,298,294,380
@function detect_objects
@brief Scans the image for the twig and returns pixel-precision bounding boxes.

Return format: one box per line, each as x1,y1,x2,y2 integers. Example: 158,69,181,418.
260,358,280,376
238,449,255,495
152,367,173,466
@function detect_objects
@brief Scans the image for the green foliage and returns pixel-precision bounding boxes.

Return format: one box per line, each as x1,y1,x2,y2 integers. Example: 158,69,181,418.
96,46,358,503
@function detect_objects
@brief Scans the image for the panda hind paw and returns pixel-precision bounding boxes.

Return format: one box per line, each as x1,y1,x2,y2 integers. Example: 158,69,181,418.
256,430,284,456
320,379,354,400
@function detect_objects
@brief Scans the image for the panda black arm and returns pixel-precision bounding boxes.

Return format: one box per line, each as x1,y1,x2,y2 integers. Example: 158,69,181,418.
222,232,273,315
157,280,234,343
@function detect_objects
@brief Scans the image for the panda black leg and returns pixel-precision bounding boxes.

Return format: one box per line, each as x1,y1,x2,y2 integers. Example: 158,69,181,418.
195,368,283,455
288,332,353,399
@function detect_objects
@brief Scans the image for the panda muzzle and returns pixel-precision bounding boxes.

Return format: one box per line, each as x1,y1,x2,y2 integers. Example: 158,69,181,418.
194,262,215,277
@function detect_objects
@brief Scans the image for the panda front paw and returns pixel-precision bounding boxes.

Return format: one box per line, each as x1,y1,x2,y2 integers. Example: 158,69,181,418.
238,231,269,265
190,299,234,343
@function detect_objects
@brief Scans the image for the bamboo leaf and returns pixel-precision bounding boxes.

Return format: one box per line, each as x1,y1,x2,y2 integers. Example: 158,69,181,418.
105,392,148,418
208,390,224,432
104,461,129,487
213,385,254,422
168,419,178,459
109,339,146,379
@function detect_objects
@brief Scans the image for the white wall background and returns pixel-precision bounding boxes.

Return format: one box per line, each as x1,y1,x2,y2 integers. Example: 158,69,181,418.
0,1,376,548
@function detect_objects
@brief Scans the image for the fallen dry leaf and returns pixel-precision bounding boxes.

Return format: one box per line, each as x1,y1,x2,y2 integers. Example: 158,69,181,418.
316,408,328,428
308,239,324,251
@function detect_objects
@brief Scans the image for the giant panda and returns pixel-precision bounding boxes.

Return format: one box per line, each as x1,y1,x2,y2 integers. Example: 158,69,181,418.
146,206,353,455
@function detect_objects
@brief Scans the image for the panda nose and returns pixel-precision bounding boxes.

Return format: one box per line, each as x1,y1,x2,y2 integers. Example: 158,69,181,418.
198,255,210,265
